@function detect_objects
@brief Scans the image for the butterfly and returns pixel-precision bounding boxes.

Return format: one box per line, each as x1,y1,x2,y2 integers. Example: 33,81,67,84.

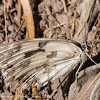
0,38,84,90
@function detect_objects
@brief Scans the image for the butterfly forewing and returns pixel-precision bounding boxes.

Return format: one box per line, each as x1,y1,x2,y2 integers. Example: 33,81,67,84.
0,39,82,89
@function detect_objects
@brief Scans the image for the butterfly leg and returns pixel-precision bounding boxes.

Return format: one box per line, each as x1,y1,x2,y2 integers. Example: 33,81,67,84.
75,62,84,80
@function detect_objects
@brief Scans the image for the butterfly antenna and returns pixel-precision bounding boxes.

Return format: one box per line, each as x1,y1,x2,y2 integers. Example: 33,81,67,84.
82,42,98,65
85,52,98,65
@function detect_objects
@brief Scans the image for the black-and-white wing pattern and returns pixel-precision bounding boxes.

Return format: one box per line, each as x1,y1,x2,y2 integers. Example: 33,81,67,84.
0,39,82,89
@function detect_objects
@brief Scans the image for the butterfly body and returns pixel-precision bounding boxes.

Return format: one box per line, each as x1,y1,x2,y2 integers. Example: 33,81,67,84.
0,39,83,89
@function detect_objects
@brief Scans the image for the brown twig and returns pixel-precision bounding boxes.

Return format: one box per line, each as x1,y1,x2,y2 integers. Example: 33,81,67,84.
13,19,25,41
71,0,80,39
84,21,87,43
73,0,94,39
9,8,16,13
10,85,13,100
94,14,99,26
61,0,67,13
43,23,66,35
44,0,61,27
72,0,80,27
87,40,100,44
8,12,14,24
7,0,12,13
45,6,61,27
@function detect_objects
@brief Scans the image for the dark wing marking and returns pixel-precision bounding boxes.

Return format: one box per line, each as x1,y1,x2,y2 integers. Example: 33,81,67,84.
0,39,82,89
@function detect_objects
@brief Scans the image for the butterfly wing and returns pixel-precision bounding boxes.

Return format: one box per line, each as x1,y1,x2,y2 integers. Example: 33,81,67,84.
0,39,82,89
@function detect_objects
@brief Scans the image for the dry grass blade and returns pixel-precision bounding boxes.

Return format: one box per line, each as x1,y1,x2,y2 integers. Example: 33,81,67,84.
92,13,100,42
21,0,35,39
26,31,29,39
17,0,21,24
61,0,67,13
3,0,8,43
14,87,24,100
72,0,80,34
14,89,18,100
10,85,13,100
32,85,42,100
79,72,100,100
